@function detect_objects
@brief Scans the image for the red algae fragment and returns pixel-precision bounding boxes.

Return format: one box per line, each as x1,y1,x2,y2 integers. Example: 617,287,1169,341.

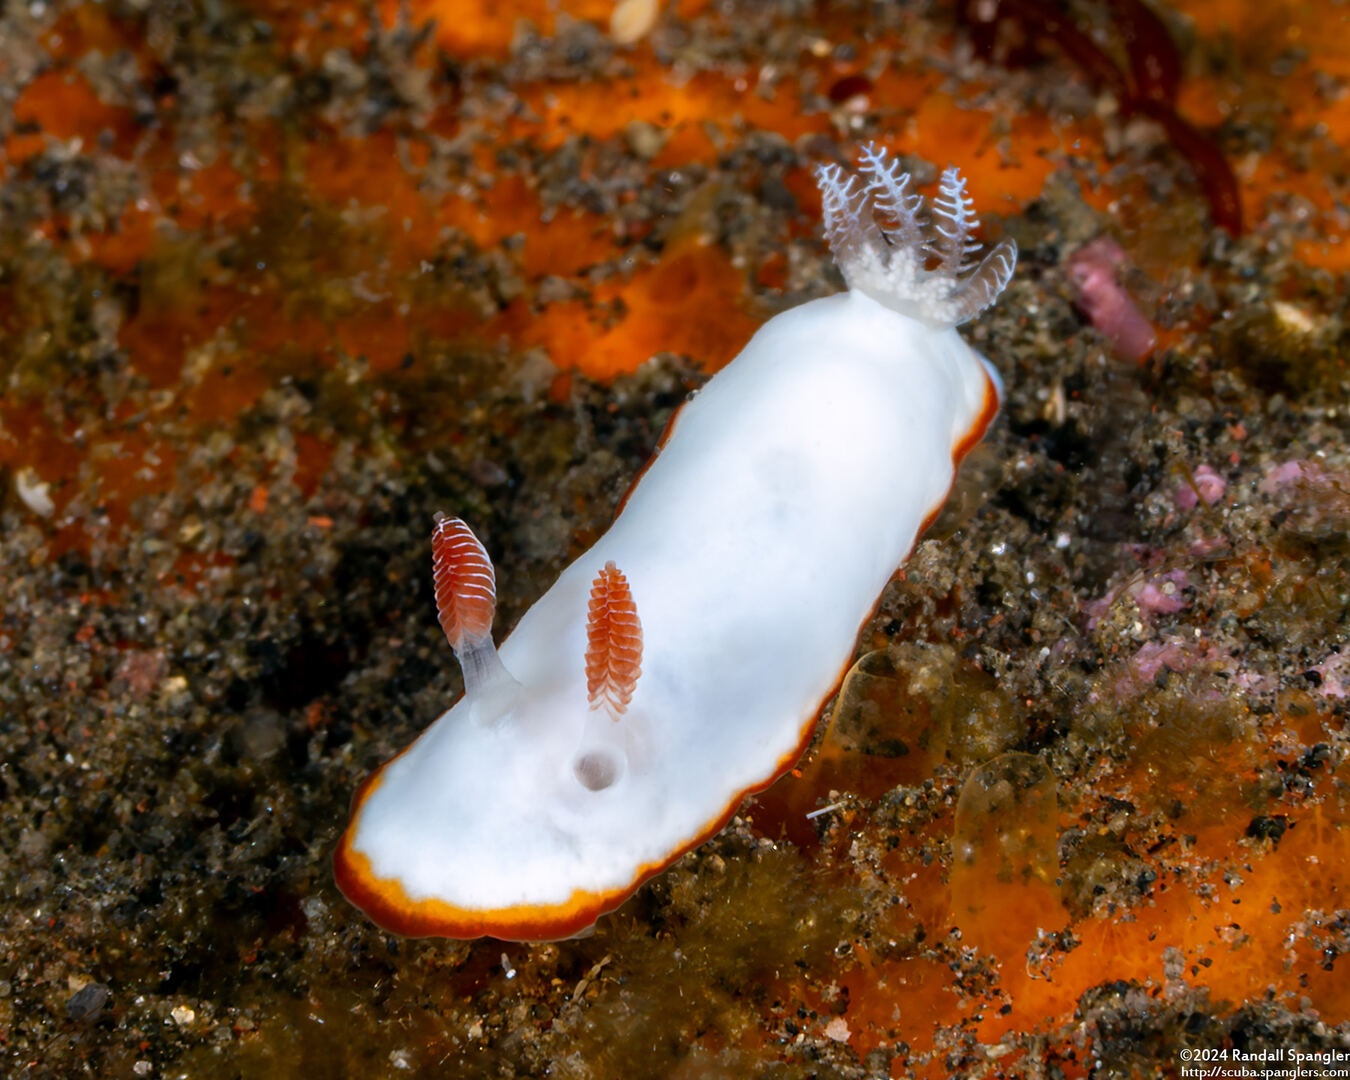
1066,236,1156,362
951,752,1064,963
958,0,1243,234
1114,0,1183,105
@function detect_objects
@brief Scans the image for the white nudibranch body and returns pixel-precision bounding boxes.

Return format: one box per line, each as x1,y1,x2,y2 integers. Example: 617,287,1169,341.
335,145,1016,940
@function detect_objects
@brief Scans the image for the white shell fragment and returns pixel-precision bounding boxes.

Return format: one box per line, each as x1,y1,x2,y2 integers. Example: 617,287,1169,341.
14,467,55,518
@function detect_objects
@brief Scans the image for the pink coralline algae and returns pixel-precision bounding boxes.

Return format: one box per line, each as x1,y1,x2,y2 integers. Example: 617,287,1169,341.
1313,651,1350,698
1086,568,1191,628
1175,464,1227,509
1067,237,1156,362
1115,637,1267,699
1129,638,1205,684
1260,460,1325,494
1133,571,1190,615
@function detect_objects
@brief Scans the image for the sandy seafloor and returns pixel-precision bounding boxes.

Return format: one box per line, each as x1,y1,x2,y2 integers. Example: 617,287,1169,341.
1,0,1349,1076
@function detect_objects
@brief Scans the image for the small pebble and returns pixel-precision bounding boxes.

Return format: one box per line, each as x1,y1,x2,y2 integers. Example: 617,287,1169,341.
65,983,111,1022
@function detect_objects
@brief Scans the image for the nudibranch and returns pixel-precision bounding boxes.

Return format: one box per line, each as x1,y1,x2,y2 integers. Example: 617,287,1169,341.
335,145,1017,940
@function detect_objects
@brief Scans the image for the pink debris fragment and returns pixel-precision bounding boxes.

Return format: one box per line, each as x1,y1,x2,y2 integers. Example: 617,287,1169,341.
823,1017,851,1043
1083,592,1113,629
1188,534,1228,557
1313,651,1350,698
1130,638,1195,682
1175,464,1226,509
111,649,170,701
1260,460,1325,494
1134,569,1190,614
1109,636,1268,701
1067,236,1157,362
1086,569,1191,628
